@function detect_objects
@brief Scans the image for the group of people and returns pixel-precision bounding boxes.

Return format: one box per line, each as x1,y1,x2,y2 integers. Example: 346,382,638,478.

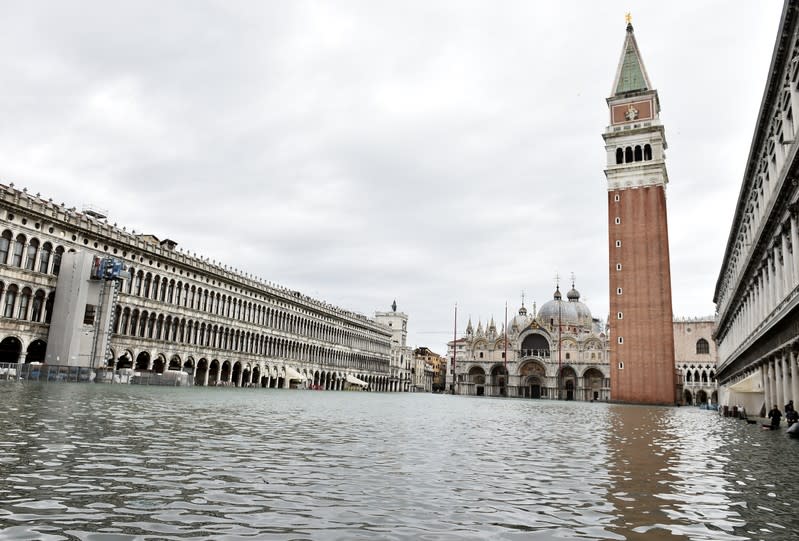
766,400,799,434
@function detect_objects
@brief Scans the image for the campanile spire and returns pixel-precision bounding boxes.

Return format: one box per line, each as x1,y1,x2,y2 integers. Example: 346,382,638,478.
603,20,677,405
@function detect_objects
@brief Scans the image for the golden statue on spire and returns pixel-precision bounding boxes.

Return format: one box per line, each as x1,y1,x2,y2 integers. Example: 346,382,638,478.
625,12,632,25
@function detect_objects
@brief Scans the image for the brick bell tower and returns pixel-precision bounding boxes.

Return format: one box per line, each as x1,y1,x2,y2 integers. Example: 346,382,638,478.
603,18,676,405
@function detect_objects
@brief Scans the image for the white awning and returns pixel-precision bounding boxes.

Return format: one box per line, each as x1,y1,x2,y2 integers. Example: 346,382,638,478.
285,366,305,381
345,374,369,387
727,372,763,394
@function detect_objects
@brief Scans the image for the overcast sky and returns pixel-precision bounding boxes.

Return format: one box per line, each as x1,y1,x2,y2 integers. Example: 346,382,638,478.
0,2,785,354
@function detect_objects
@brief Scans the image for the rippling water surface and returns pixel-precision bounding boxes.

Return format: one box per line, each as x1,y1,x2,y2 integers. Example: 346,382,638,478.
0,383,797,540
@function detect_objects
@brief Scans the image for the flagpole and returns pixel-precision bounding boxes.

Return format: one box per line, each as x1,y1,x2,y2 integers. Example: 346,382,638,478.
452,302,457,394
558,289,562,401
504,302,508,372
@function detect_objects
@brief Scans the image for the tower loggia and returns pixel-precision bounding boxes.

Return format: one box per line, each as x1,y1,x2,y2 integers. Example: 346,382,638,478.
603,20,677,405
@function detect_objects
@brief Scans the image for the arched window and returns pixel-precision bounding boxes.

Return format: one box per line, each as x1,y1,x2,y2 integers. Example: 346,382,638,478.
685,370,692,383
168,281,174,304
616,148,623,164
44,292,55,324
134,272,143,296
644,144,652,160
143,274,152,298
126,267,135,294
31,290,45,322
25,239,38,271
634,145,642,161
11,235,25,267
696,338,709,355
52,246,64,275
39,242,52,273
18,287,31,319
0,230,12,264
625,147,633,163
4,284,18,317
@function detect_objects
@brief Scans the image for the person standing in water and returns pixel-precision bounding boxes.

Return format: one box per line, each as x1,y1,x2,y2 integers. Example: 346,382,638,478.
768,405,783,430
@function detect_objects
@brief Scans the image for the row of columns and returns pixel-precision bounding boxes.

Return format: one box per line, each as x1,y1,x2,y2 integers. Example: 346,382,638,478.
0,237,62,276
721,212,799,359
0,288,52,323
127,273,384,354
115,311,388,373
761,348,799,411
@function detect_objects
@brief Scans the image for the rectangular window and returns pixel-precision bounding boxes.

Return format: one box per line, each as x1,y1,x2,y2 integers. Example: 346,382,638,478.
615,240,622,248
616,263,622,271
617,288,623,295
615,217,621,225
617,312,623,319
614,194,620,202
618,361,624,369
618,337,624,344
83,304,96,325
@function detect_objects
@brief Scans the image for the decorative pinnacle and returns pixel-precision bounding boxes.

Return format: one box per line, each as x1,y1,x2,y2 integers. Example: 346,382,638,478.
625,12,632,25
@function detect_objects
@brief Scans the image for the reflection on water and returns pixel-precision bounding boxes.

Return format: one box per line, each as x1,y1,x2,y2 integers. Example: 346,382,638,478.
0,383,796,540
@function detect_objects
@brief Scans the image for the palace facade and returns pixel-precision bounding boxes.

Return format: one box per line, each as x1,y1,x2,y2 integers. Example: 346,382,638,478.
0,183,398,391
714,1,799,415
674,317,718,406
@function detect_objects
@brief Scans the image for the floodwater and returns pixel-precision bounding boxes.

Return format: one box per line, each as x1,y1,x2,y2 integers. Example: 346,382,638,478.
0,384,796,541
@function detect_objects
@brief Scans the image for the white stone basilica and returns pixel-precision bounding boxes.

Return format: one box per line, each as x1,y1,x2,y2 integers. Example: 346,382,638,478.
447,283,610,401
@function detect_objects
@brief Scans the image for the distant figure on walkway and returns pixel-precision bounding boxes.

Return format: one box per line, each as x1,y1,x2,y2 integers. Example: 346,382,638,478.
767,405,782,430
786,407,798,427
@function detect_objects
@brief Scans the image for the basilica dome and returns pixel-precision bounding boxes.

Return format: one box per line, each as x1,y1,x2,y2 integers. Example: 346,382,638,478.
509,304,533,332
536,286,593,331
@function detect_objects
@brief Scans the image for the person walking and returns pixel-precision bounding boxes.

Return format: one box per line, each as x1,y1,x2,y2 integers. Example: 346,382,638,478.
768,404,783,430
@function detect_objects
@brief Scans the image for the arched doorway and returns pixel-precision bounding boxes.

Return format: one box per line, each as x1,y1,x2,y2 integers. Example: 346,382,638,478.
168,355,181,371
490,365,508,397
195,358,208,386
152,356,166,374
221,361,231,384
583,368,604,401
559,366,577,400
209,359,220,385
183,358,195,379
697,389,708,405
135,351,151,371
683,389,693,405
0,337,22,364
468,366,486,396
519,361,546,398
231,361,242,386
116,352,133,369
25,339,47,363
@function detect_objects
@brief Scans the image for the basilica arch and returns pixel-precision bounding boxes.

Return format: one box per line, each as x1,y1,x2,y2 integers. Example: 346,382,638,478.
468,365,486,396
519,332,550,359
559,366,578,400
519,360,546,399
490,364,508,397
582,367,605,402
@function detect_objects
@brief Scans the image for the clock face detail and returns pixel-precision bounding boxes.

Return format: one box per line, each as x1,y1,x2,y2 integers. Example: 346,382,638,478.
625,104,639,121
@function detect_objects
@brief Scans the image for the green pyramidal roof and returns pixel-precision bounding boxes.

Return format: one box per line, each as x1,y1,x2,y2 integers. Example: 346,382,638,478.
613,24,652,96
